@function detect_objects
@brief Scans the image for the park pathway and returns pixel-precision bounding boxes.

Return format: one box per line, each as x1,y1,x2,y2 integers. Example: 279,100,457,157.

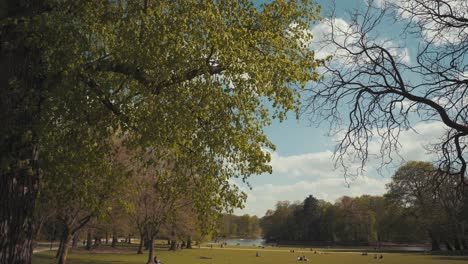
33,242,58,254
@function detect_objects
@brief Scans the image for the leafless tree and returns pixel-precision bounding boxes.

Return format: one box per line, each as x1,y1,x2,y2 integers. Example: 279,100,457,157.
306,0,467,189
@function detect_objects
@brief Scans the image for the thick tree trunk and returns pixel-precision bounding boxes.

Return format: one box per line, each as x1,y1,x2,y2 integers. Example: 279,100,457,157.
186,237,192,249
111,233,117,248
445,241,454,251
454,238,461,251
431,239,441,251
144,238,150,250
56,234,72,264
85,230,92,250
461,239,467,250
0,1,45,263
55,240,63,259
72,233,79,248
169,240,177,251
128,234,132,244
429,231,440,251
94,237,100,247
146,236,155,264
0,149,40,264
137,234,144,254
105,231,108,244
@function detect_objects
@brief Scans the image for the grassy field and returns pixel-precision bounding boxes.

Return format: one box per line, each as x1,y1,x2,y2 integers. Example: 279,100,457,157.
32,244,468,264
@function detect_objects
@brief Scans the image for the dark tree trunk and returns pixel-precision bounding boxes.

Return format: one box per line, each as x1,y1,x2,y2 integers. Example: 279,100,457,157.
72,233,79,248
429,231,440,251
454,238,461,251
0,153,40,264
186,237,192,249
128,234,132,244
137,233,144,254
111,232,117,248
94,237,100,247
85,230,92,250
0,1,45,263
461,239,467,250
105,231,108,244
54,225,73,264
169,240,177,251
55,240,63,259
146,236,155,264
445,241,454,251
144,238,150,250
56,231,72,264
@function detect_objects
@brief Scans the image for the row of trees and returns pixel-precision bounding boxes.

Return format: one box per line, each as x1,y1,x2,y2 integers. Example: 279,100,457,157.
261,195,425,245
1,1,324,264
216,214,262,239
261,161,468,251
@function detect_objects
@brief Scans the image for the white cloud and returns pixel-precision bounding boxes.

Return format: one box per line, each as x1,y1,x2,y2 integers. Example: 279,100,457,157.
371,0,468,45
309,18,411,65
309,18,358,60
237,176,389,216
268,150,335,178
237,121,446,216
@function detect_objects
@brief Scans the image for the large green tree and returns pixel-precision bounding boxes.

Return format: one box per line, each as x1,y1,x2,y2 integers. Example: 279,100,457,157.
1,1,323,263
387,161,468,251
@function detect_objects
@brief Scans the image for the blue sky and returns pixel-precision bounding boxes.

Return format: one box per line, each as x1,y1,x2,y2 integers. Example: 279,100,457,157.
235,0,448,217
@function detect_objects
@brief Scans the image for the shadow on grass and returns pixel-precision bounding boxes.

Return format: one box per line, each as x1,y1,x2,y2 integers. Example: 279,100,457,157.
33,252,137,264
432,256,468,262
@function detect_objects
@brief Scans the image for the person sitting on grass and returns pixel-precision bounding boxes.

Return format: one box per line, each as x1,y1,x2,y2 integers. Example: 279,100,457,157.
154,256,161,264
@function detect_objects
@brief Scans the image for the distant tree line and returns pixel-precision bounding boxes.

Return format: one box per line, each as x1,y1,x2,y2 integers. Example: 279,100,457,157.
260,161,468,251
216,214,262,239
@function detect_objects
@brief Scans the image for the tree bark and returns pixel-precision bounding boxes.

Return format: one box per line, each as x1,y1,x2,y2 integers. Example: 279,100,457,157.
137,232,145,254
85,230,92,250
429,231,440,251
56,232,72,264
111,232,117,248
186,237,192,249
144,238,150,250
128,234,132,244
445,241,454,251
71,233,79,248
461,239,467,250
146,236,155,264
0,1,45,263
94,237,100,247
169,240,177,251
55,240,63,259
454,238,461,251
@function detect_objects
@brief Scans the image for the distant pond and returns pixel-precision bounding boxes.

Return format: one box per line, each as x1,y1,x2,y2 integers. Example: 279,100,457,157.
211,239,430,252
211,238,266,246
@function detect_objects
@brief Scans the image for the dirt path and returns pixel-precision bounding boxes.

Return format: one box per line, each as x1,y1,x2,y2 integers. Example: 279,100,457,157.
33,247,58,254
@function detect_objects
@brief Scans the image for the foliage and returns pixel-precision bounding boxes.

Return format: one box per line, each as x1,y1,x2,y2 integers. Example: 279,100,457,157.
1,0,324,263
261,194,426,245
387,161,468,251
216,214,262,239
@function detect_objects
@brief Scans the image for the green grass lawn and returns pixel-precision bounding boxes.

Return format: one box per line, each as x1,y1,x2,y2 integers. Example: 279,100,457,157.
33,245,468,264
